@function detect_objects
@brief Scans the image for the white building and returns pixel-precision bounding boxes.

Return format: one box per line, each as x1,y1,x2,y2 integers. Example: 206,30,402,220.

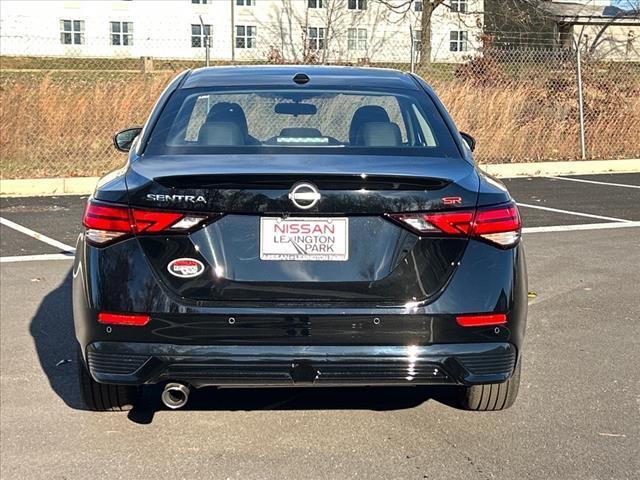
0,0,484,63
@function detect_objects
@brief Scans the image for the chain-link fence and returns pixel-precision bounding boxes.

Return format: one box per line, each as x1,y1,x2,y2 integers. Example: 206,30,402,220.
1,34,639,179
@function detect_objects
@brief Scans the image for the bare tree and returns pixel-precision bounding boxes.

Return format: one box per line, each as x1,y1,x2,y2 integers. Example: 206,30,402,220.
483,0,557,48
487,0,639,57
584,3,640,58
372,0,445,65
372,1,485,66
254,0,304,62
254,0,351,63
373,1,573,64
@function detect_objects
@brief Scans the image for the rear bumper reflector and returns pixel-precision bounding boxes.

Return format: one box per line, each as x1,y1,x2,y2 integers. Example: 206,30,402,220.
456,313,507,327
98,312,151,326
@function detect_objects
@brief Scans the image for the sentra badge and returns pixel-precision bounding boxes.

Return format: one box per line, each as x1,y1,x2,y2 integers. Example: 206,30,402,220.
147,194,206,204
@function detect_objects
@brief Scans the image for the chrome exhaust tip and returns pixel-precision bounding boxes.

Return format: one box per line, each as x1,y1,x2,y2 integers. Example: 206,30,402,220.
161,382,190,409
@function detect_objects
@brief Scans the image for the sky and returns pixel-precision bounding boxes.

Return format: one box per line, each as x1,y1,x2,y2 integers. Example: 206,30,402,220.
609,0,640,12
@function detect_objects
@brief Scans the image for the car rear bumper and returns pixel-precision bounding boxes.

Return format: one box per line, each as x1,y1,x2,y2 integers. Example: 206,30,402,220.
86,341,517,388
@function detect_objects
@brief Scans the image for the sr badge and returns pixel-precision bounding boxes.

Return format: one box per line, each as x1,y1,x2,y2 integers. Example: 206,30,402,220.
167,258,205,278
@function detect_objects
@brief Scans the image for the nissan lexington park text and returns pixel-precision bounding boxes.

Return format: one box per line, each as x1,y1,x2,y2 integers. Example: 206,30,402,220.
74,66,527,412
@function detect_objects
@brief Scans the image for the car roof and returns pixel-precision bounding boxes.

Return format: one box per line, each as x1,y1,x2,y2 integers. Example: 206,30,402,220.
181,65,419,90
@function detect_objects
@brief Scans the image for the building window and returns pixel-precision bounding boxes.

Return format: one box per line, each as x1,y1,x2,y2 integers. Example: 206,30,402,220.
236,0,255,5
308,27,326,50
348,28,367,50
412,29,422,51
449,31,468,52
348,0,366,10
191,24,212,47
308,0,325,7
236,25,256,48
60,19,84,45
450,0,468,13
110,21,133,46
414,1,423,11
192,0,209,4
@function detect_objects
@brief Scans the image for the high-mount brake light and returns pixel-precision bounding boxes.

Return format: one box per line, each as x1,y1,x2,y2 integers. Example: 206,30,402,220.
390,201,521,248
82,201,210,245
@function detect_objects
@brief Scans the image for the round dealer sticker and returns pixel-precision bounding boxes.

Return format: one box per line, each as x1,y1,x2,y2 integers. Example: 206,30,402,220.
167,258,205,278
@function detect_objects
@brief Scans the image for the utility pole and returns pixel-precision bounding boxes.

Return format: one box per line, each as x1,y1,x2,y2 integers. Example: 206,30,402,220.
574,37,587,160
409,25,415,73
199,15,210,67
230,0,236,62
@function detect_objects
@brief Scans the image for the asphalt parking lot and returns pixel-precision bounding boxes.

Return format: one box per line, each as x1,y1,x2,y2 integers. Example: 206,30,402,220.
1,173,639,479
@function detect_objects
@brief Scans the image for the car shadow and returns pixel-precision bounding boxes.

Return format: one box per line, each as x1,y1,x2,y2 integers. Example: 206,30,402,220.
29,269,460,424
29,268,84,410
127,384,460,424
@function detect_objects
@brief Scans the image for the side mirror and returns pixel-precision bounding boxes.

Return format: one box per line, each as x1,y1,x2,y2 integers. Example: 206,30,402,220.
113,127,142,152
459,131,476,152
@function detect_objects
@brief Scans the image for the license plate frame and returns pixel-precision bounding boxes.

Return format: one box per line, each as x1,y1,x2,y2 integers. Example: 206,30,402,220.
260,217,349,261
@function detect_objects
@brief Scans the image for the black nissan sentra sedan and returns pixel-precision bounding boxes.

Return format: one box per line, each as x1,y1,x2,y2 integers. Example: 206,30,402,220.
74,66,527,412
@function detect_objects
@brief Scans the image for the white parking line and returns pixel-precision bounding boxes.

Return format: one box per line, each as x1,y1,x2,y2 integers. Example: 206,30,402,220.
0,253,75,263
523,221,640,234
0,217,76,253
0,221,639,264
547,176,640,189
517,202,632,223
1,205,639,264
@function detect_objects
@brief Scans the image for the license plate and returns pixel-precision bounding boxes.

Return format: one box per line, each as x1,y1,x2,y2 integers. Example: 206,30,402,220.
260,217,349,261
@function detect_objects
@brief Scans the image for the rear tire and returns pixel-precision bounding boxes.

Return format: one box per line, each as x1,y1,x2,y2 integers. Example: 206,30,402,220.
458,361,521,411
77,348,139,411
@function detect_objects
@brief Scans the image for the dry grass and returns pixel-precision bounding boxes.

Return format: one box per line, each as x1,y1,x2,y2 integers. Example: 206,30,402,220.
433,59,640,163
436,81,583,162
1,71,173,178
1,62,639,179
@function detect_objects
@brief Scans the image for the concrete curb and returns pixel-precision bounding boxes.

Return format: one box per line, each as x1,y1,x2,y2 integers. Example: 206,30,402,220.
480,158,640,178
1,159,639,197
0,177,100,197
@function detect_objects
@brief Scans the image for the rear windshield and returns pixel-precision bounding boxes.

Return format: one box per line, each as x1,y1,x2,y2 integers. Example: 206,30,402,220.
145,87,461,157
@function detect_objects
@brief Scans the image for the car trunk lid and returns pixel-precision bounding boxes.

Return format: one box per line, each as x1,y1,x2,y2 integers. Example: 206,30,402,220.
126,154,478,304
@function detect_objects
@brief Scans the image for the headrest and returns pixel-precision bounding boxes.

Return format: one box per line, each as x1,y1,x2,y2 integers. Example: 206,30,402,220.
355,122,402,147
205,102,248,138
198,122,244,146
349,105,391,144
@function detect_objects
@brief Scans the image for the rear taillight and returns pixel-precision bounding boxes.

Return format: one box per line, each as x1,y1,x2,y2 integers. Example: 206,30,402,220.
130,209,185,233
389,201,521,248
472,202,521,247
83,203,132,245
83,200,211,245
392,211,474,235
